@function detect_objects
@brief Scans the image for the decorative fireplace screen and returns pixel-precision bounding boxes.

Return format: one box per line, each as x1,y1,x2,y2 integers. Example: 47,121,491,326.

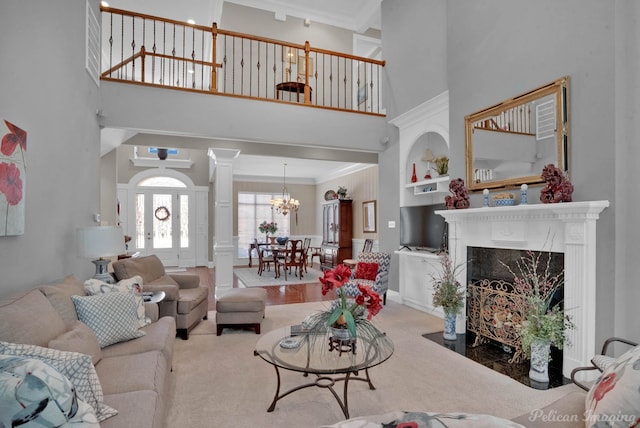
467,279,526,363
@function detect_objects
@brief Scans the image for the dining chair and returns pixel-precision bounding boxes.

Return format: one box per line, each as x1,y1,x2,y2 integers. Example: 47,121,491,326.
276,239,305,280
255,239,275,276
343,239,374,268
302,237,312,273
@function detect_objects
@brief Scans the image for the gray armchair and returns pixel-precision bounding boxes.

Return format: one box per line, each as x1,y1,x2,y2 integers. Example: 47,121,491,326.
112,255,209,339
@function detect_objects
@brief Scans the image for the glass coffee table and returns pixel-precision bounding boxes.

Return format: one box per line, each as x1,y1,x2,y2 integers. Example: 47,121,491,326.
254,324,394,419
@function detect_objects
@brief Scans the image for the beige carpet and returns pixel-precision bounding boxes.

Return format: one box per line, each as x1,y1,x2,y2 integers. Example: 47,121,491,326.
234,266,323,287
165,301,581,427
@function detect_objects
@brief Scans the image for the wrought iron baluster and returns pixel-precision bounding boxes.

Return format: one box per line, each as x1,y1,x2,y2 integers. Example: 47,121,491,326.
108,12,113,78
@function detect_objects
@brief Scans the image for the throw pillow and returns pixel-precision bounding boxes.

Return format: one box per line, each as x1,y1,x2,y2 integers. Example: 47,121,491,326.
72,293,146,348
39,275,86,330
48,321,103,365
0,341,117,422
319,410,525,428
83,275,150,327
585,344,640,427
355,262,379,281
0,355,100,427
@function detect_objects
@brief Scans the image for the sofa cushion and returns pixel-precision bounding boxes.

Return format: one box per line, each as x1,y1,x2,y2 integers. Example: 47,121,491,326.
112,255,167,284
0,289,67,347
39,275,86,330
0,355,100,427
0,341,117,422
48,321,103,365
72,294,145,348
585,344,640,427
101,316,176,365
176,286,208,315
84,276,150,328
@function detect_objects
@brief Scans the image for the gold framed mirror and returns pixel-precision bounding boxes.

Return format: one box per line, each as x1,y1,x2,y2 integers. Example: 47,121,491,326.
465,76,569,192
363,200,377,233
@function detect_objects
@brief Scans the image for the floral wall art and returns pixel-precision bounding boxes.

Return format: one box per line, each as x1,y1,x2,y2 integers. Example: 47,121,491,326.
0,120,26,236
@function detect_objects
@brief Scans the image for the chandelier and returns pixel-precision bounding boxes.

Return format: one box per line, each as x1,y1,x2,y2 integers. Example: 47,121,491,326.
270,163,300,221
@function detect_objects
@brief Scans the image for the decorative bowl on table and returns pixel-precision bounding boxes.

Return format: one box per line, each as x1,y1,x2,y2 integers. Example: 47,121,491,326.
276,237,288,245
492,193,515,206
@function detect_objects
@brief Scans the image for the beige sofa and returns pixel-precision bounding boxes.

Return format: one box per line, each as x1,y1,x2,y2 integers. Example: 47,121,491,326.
112,254,209,339
0,275,175,428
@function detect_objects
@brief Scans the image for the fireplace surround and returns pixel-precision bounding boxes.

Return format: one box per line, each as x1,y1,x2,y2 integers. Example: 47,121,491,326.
436,200,609,378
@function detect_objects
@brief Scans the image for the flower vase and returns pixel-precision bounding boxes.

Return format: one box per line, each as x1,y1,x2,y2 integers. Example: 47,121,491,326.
328,325,357,355
529,337,551,383
411,163,418,183
443,311,457,340
269,236,277,245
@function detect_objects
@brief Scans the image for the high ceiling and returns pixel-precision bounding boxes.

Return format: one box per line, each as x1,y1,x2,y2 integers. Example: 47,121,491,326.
101,0,382,182
103,0,381,32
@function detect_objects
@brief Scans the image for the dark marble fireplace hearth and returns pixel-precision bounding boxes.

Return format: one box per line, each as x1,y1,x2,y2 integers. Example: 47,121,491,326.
422,331,570,389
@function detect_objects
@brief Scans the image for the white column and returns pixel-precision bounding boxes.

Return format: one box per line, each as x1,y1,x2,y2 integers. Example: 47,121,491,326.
208,148,240,297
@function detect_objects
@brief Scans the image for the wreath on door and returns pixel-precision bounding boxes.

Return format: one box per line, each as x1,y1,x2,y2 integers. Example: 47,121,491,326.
154,206,170,221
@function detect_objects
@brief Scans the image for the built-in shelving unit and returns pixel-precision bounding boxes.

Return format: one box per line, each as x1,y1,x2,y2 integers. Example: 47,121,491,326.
390,90,450,207
405,175,450,196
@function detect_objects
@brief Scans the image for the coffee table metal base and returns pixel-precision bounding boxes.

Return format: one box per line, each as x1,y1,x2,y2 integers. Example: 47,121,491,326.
256,353,375,419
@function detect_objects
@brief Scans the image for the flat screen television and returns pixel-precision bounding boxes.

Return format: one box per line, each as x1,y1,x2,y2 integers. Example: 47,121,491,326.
399,204,447,252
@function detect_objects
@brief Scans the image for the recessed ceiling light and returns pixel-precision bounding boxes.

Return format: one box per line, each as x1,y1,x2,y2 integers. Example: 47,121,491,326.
187,19,196,25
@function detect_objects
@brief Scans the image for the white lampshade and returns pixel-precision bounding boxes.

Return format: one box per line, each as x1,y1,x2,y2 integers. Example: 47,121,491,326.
77,226,125,259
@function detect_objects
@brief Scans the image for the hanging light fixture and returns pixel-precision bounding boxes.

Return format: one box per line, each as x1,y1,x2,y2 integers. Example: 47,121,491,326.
270,163,300,222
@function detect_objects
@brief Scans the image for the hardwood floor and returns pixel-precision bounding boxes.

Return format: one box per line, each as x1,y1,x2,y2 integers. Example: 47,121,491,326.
185,263,333,311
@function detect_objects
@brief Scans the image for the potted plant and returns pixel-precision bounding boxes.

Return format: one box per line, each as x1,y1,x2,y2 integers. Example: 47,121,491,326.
431,253,465,340
434,156,449,176
503,250,574,383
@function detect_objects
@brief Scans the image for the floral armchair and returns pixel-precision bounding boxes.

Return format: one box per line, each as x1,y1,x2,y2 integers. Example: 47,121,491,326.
341,252,391,304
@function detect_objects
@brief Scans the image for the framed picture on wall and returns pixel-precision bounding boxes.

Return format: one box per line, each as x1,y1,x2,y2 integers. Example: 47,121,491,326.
0,120,27,236
363,200,376,233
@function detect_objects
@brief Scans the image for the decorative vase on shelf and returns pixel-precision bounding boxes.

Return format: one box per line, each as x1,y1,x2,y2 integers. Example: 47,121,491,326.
443,311,457,340
529,337,551,383
411,163,418,183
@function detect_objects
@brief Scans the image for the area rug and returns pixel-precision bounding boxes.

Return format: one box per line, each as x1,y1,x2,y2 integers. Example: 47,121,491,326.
165,301,581,427
234,266,323,287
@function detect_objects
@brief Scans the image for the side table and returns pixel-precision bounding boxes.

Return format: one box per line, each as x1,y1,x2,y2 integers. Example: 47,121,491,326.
143,291,166,304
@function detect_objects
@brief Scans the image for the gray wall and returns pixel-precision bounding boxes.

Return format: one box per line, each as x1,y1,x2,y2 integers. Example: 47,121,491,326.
380,0,449,292
614,0,640,342
381,0,637,345
0,0,101,296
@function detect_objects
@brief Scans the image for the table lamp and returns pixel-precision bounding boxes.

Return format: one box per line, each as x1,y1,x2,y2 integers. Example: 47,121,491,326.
77,226,125,284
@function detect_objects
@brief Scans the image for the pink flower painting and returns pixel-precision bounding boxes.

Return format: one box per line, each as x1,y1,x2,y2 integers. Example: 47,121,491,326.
0,120,27,236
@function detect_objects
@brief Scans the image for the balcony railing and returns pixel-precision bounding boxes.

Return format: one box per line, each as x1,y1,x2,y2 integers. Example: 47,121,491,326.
100,6,385,115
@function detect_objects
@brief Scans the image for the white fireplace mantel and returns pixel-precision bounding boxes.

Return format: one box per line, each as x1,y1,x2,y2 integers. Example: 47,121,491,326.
436,200,610,378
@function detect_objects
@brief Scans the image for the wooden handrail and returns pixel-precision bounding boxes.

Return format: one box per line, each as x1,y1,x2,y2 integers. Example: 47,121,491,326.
101,6,386,115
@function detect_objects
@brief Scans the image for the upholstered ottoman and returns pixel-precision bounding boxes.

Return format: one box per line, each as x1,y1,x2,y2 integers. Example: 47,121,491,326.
215,288,267,335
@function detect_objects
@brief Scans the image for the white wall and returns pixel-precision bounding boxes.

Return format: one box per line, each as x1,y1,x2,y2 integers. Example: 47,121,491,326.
0,0,101,296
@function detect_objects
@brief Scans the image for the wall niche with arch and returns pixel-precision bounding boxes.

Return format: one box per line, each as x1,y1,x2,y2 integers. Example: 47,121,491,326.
390,91,450,207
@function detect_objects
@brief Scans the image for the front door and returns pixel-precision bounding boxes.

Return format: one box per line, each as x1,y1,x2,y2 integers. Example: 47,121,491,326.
134,189,189,266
